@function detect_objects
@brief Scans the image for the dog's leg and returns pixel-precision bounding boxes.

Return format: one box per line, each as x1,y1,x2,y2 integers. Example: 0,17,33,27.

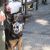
18,37,22,50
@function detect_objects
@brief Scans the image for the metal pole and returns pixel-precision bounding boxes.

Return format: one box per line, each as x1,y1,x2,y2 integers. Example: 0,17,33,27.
25,0,27,15
22,0,24,11
36,0,38,10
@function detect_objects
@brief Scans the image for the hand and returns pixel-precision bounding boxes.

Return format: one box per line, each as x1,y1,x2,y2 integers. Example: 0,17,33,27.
0,11,6,22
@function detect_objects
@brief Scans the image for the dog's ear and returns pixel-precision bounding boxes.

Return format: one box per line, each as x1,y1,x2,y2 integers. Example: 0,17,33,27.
12,23,15,28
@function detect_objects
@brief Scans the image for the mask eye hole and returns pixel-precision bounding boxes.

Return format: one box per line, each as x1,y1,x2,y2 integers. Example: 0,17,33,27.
13,26,15,28
16,26,19,28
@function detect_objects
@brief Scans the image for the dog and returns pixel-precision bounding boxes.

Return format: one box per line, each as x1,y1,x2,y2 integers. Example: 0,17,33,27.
3,20,24,50
2,12,24,50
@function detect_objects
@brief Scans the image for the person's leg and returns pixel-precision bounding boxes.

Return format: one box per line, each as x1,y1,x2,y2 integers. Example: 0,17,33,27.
45,0,47,4
42,0,45,4
18,37,22,50
42,0,47,5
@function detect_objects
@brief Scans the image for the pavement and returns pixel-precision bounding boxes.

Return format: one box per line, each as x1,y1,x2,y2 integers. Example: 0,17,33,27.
22,3,50,50
0,1,50,50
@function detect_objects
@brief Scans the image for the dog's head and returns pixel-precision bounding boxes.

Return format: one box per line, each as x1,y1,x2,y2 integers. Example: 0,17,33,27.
13,22,24,34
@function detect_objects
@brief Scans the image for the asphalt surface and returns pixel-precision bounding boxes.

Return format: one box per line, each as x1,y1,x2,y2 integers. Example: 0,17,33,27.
22,3,50,50
0,1,50,50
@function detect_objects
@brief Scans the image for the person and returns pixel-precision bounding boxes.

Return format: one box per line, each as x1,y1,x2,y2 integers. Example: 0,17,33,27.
42,0,47,5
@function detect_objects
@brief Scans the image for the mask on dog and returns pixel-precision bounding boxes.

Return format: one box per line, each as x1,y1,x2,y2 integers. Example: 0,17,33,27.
13,22,24,34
